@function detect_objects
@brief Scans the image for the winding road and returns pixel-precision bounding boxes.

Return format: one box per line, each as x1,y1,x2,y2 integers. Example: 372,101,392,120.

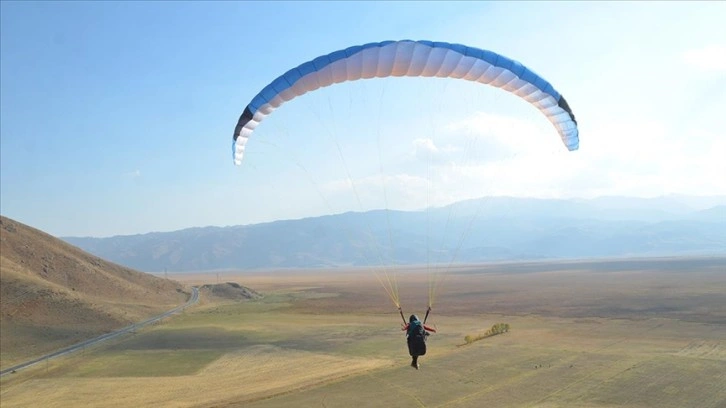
0,286,199,377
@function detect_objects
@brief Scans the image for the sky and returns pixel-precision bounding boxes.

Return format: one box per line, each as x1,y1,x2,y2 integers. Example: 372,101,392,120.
1,1,725,238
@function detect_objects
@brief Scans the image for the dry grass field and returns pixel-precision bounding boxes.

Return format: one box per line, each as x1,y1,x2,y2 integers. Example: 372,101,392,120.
1,257,724,407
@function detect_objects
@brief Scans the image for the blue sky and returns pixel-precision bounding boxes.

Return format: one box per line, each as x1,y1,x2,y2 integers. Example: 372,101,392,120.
1,1,724,237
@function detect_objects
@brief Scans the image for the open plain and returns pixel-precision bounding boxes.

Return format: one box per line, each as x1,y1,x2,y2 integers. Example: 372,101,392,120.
1,257,724,407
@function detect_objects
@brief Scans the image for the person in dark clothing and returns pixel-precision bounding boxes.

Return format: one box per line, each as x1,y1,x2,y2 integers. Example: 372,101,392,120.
402,314,436,369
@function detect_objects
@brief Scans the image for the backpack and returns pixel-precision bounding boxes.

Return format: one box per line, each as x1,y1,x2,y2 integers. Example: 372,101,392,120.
408,321,425,338
407,321,427,356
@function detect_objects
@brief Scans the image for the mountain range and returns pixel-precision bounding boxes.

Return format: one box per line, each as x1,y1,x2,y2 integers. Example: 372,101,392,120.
61,195,726,272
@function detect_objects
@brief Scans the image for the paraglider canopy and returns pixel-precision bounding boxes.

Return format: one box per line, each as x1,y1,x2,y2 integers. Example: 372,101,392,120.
232,39,579,166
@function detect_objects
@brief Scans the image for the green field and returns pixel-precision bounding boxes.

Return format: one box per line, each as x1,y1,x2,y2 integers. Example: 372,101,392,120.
1,258,725,407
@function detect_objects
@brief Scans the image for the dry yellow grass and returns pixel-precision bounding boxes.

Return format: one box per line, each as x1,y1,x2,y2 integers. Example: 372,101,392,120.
0,345,389,408
2,257,725,407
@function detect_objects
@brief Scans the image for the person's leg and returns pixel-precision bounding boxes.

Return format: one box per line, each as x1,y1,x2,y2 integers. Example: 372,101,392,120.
411,355,419,369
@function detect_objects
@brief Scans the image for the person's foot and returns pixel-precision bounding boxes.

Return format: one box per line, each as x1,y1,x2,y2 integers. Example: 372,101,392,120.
411,362,419,370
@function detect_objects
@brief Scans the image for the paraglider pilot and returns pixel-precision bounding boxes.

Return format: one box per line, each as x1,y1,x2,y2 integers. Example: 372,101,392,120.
402,314,436,369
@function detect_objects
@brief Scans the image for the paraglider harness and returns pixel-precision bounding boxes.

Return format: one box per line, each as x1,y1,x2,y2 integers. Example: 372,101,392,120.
400,307,435,357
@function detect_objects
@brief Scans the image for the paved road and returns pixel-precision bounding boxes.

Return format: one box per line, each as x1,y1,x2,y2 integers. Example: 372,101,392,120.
0,286,199,377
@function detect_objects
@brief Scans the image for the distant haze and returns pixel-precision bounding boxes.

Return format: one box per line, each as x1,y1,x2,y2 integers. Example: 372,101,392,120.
61,195,726,272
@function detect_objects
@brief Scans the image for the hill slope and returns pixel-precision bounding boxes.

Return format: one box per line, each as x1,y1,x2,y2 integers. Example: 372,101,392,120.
0,215,189,370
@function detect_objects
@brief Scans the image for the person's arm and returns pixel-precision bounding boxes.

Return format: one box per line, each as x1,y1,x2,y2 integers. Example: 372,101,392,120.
423,324,436,333
401,323,410,331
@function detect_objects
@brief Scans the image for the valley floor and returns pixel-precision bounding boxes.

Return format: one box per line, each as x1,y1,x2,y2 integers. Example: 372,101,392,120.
2,257,725,407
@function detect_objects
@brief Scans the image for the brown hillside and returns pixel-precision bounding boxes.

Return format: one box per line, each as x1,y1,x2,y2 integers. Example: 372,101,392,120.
0,215,189,370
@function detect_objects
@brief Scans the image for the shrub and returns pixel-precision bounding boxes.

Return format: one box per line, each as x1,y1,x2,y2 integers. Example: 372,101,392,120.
462,323,510,345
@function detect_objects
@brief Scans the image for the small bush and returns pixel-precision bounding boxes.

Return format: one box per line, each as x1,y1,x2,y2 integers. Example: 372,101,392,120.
463,323,510,345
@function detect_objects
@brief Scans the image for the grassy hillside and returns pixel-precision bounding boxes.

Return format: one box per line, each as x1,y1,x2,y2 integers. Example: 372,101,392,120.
0,215,189,369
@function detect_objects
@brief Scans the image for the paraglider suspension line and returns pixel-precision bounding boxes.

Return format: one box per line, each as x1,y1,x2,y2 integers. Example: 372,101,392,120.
423,306,432,325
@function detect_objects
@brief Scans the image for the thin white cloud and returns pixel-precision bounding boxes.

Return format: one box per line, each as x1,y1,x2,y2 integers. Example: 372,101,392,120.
316,109,726,213
441,112,561,162
412,138,439,156
123,169,142,178
411,138,461,164
682,45,726,72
